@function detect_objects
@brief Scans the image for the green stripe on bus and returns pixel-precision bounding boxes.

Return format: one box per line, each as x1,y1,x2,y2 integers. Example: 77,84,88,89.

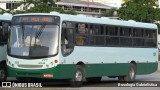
7,62,158,79
136,62,158,75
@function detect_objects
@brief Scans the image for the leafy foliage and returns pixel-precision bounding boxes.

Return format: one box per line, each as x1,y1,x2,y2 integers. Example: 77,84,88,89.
118,0,160,33
118,0,160,23
26,3,54,13
0,8,6,14
64,9,77,15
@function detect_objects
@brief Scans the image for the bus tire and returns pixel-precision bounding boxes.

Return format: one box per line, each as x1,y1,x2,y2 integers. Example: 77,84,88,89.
0,64,7,82
86,77,101,82
70,65,85,87
118,63,136,82
122,63,136,82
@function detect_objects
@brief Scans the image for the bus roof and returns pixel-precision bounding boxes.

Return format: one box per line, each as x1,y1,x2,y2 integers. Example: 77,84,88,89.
0,13,12,21
13,13,157,29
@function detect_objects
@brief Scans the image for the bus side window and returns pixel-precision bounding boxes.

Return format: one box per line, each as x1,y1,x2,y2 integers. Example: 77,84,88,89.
152,30,157,47
76,23,88,45
61,22,74,56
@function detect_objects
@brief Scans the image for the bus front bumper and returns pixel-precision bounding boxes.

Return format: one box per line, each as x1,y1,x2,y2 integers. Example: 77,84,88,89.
7,64,75,79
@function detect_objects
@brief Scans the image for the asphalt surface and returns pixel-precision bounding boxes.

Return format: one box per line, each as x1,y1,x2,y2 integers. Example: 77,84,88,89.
0,62,160,90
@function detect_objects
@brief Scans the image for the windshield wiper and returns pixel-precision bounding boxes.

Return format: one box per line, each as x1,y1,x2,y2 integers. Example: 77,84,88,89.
21,22,25,46
33,23,46,45
35,23,46,39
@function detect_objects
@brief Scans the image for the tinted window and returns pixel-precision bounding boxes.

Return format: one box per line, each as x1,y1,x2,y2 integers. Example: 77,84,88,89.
108,26,118,36
76,23,89,45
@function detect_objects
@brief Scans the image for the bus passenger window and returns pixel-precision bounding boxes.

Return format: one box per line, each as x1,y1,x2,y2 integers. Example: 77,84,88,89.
120,27,131,36
133,29,144,37
152,31,157,46
77,23,88,34
75,23,88,46
76,36,85,45
105,26,108,35
76,35,89,45
145,30,152,38
90,25,104,35
108,26,118,36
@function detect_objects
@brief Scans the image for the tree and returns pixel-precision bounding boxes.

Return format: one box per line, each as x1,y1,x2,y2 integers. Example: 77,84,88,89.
118,0,160,23
0,8,6,14
25,3,54,13
64,9,77,15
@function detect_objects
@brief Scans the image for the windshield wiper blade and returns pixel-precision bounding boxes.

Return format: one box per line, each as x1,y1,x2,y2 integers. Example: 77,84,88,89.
35,23,46,39
21,22,25,46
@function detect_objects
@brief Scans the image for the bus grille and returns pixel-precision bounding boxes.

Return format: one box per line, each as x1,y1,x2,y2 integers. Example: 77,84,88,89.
17,65,43,68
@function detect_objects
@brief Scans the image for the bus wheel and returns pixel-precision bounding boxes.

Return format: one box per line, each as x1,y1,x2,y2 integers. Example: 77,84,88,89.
70,65,85,87
86,77,101,82
0,65,7,81
119,63,136,82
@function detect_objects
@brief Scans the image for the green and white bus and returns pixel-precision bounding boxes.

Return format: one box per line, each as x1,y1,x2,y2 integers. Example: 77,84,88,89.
0,13,12,81
7,12,158,86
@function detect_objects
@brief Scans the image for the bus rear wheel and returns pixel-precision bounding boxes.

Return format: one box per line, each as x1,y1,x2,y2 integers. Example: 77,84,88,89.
0,64,7,82
70,65,85,87
118,63,136,82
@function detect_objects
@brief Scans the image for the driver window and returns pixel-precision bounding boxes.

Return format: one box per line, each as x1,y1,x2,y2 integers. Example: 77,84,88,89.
61,21,74,56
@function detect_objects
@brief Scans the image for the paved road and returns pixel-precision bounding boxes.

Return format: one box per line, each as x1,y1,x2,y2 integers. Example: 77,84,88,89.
1,62,160,90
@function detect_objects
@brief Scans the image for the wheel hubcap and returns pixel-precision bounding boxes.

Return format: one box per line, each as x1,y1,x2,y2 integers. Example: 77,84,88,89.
75,71,82,81
129,67,135,80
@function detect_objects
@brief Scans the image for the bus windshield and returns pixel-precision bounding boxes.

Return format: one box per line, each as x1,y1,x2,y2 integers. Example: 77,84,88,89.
8,24,59,58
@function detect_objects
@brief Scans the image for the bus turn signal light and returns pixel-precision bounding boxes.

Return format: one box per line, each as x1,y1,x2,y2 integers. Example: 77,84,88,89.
43,74,53,78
